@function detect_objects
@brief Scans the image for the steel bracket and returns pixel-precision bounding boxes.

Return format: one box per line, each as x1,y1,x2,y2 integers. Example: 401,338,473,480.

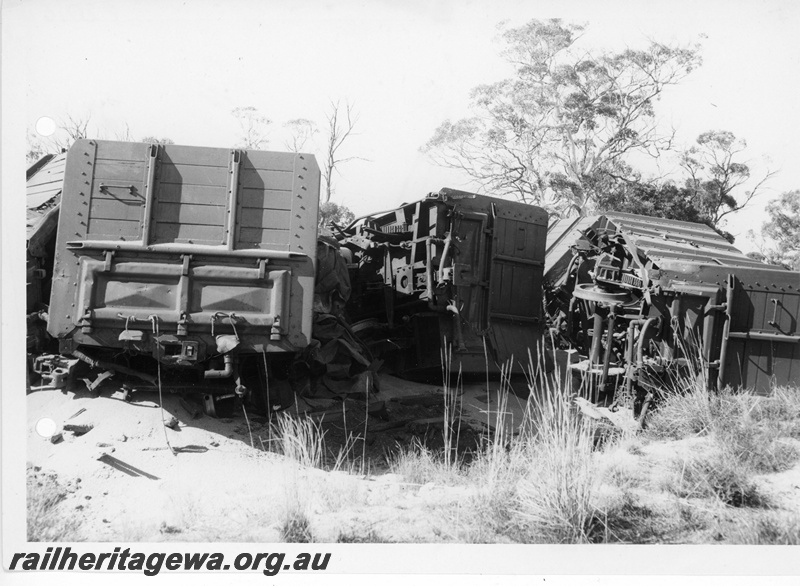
103,250,115,272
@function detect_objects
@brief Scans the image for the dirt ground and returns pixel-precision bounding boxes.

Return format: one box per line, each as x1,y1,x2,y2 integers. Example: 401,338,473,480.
25,372,800,544
25,372,528,542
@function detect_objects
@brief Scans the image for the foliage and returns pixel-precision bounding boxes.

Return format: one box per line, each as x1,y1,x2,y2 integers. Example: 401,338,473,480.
283,118,318,152
754,190,800,270
141,136,175,145
26,131,48,165
680,130,775,226
232,106,271,149
423,19,702,215
595,180,709,224
319,201,355,229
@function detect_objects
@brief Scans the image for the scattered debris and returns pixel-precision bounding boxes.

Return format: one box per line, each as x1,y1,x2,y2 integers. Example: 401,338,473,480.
30,355,80,391
81,370,115,393
160,522,182,535
93,446,115,459
63,423,93,436
179,397,203,420
574,397,639,433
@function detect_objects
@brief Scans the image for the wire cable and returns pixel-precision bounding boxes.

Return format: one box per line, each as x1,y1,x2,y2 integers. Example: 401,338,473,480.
149,315,176,456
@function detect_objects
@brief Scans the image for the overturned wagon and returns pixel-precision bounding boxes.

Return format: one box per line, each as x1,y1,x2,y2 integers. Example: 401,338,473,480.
27,140,550,409
335,189,549,378
27,140,799,414
545,213,800,415
33,139,319,412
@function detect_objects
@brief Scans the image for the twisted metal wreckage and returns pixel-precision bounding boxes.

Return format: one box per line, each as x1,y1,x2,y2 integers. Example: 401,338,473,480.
26,140,800,421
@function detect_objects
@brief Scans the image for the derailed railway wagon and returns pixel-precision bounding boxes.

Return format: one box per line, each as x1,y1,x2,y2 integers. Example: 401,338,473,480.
27,140,550,409
26,139,800,417
31,139,319,413
545,213,800,416
335,189,549,379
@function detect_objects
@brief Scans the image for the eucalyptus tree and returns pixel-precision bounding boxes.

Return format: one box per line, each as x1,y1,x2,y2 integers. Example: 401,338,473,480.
424,19,702,216
322,100,361,204
680,130,776,226
755,190,800,270
231,106,271,150
283,118,318,153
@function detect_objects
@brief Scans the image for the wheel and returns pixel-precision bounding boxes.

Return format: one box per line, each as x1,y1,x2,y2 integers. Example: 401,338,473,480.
573,283,632,305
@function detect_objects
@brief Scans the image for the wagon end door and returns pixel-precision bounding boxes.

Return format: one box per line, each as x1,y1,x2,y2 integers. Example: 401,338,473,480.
486,203,547,366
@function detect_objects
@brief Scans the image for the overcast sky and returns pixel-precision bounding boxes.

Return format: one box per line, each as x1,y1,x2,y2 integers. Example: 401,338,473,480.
9,0,800,250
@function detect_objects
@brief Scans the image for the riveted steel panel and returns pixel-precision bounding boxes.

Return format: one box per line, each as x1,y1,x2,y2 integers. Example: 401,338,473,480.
722,270,800,393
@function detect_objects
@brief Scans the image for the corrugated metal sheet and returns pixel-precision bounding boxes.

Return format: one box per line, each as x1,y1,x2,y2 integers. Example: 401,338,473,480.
545,211,775,274
26,153,55,180
602,212,771,271
544,215,598,287
26,152,67,238
27,151,66,209
543,210,797,397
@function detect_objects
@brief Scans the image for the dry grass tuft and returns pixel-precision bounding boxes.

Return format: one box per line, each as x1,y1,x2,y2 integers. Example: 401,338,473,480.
27,467,83,542
647,386,740,440
279,508,314,543
417,350,604,543
269,414,326,469
590,491,664,543
666,447,765,508
725,511,800,544
388,438,466,486
649,384,800,478
514,384,599,543
265,351,800,544
336,528,383,543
